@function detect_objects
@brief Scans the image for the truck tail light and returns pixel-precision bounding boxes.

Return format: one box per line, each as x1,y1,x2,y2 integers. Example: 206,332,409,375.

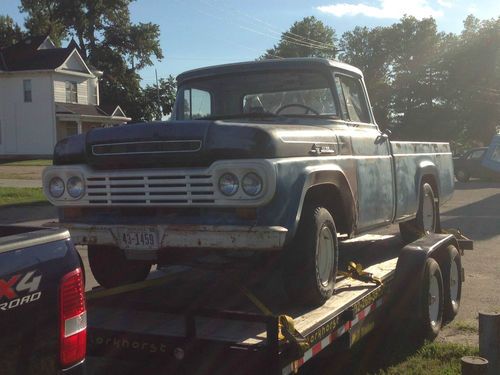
59,268,86,368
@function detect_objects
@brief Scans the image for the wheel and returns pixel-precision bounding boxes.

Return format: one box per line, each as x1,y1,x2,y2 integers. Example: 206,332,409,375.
442,246,462,322
284,206,338,306
88,245,152,288
416,258,444,340
455,169,470,182
276,103,319,115
399,182,439,243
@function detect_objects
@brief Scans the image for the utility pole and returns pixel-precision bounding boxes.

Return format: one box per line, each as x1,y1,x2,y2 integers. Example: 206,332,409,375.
155,68,161,121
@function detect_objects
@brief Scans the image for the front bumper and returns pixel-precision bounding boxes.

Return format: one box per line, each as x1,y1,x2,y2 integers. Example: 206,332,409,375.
48,222,288,259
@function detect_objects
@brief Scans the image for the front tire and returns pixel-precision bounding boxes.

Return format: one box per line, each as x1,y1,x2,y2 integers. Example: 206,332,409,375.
284,206,338,306
399,182,439,243
88,245,152,288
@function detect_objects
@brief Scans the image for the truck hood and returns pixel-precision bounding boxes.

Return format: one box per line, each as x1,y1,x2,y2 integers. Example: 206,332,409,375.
53,119,338,168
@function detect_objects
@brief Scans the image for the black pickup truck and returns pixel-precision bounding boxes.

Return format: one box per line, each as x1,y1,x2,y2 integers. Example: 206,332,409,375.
0,226,86,374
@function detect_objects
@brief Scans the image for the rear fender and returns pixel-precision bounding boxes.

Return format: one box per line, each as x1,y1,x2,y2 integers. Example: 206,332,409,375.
391,233,459,321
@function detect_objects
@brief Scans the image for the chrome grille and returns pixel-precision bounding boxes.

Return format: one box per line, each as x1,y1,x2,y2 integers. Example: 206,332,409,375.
91,140,202,156
85,172,214,205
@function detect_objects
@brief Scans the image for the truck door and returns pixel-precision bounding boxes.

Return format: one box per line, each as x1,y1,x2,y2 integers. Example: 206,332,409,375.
334,74,395,231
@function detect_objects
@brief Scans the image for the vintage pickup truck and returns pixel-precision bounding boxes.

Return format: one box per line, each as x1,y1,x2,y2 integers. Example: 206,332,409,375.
43,58,454,306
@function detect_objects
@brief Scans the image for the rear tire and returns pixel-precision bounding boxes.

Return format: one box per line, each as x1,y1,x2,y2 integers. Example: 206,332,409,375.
284,206,338,306
88,245,152,288
399,182,439,243
416,258,444,340
455,169,470,182
442,246,462,322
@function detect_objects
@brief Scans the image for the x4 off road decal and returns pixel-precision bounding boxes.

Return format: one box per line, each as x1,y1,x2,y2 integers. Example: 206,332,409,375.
0,271,42,311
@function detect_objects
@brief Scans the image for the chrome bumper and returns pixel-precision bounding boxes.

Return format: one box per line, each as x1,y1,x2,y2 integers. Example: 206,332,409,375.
48,222,288,260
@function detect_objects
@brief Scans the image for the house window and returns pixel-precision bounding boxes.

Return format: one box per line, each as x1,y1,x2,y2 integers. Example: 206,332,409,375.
65,81,78,103
23,80,32,102
93,85,98,104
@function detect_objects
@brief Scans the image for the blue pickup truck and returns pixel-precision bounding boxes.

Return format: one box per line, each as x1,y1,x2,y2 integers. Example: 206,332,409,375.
0,226,86,374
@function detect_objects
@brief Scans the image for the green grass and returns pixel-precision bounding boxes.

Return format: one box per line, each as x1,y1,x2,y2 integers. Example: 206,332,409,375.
450,320,478,333
0,187,47,206
374,342,479,375
1,159,52,166
0,173,41,180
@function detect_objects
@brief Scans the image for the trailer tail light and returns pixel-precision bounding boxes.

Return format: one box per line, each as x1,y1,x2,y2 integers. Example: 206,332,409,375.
59,268,86,368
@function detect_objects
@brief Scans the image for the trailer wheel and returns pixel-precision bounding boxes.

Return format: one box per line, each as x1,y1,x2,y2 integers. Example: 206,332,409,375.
416,257,444,340
399,182,439,243
442,246,462,322
88,245,151,288
284,206,338,306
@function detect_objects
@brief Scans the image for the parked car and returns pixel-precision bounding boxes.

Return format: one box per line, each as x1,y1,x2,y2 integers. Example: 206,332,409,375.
453,139,500,182
42,58,454,306
453,147,488,182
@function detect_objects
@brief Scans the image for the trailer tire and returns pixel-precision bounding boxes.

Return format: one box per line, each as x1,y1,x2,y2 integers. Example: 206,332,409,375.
284,206,338,306
442,246,462,322
88,245,151,288
399,182,438,243
416,257,444,340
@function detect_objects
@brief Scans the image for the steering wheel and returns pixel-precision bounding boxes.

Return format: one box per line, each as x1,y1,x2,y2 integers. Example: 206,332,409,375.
276,103,319,115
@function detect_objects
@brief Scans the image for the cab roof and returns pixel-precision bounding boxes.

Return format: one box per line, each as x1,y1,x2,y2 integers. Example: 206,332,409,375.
176,57,363,84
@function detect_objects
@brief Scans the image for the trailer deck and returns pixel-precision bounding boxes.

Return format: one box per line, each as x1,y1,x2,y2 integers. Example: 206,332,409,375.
85,232,471,374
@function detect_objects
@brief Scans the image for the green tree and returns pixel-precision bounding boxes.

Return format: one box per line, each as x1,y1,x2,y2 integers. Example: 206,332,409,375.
0,15,25,47
262,16,337,59
19,0,163,121
141,76,177,121
339,26,393,129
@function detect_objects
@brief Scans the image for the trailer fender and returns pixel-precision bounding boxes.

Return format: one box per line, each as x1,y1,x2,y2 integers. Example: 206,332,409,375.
390,233,459,321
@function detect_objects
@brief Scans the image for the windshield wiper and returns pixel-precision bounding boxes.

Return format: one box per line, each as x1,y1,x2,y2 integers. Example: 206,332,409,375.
198,112,284,120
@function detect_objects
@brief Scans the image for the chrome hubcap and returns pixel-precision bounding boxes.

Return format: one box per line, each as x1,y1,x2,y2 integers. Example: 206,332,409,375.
450,259,460,309
428,273,440,327
422,191,435,233
317,226,334,286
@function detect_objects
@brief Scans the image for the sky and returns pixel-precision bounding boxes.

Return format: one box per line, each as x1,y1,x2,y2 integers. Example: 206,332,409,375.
1,0,499,86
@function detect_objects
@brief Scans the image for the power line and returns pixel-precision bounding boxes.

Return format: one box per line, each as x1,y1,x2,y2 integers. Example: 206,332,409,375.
171,0,283,59
199,0,336,51
178,0,333,54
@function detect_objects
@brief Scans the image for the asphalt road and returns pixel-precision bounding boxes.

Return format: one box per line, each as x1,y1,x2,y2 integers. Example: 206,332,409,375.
1,179,499,346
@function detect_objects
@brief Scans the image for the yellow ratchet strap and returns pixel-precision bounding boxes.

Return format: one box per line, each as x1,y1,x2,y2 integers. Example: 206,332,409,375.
338,261,383,286
241,287,308,351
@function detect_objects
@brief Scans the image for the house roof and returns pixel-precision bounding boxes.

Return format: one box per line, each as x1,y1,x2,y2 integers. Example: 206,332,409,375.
56,103,131,120
56,103,109,117
0,36,76,72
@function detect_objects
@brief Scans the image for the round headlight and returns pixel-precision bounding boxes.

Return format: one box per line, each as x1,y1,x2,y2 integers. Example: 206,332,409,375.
49,177,65,198
67,176,85,198
242,172,263,196
218,173,239,196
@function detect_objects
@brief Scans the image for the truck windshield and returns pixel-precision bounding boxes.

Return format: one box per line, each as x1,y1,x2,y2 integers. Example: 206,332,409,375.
174,70,338,120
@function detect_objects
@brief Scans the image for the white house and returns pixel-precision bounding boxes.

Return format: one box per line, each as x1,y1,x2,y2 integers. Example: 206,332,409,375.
0,36,131,157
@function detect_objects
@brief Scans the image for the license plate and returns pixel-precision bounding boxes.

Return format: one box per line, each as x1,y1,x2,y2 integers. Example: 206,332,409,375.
117,228,159,250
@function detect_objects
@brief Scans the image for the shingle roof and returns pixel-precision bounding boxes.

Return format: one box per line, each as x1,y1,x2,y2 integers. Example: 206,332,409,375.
56,103,109,117
0,36,73,71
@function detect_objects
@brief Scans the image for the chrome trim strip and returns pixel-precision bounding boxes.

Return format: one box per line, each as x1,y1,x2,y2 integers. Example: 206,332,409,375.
91,140,202,156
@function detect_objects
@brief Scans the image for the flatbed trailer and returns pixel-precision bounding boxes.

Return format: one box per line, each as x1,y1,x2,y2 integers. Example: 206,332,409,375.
84,232,472,375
